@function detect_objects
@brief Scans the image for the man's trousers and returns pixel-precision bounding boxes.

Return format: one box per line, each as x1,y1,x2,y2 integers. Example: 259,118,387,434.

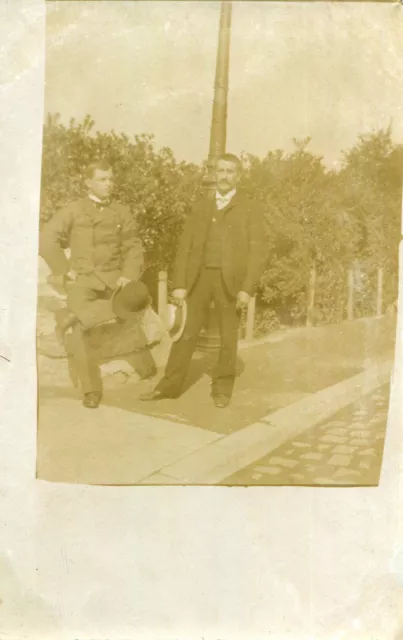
67,282,116,330
66,323,155,395
63,283,155,395
156,267,241,399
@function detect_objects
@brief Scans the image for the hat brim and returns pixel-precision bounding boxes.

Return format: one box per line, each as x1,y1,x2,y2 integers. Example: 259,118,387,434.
168,300,187,343
111,286,150,321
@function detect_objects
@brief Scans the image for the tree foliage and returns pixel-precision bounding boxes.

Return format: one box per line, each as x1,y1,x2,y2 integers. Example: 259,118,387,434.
40,115,402,327
40,113,203,273
240,130,402,323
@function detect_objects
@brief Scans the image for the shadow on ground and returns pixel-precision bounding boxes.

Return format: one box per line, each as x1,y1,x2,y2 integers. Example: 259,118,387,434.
39,317,394,435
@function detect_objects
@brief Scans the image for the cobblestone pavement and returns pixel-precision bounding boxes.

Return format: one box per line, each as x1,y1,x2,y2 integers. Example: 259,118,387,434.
221,383,390,486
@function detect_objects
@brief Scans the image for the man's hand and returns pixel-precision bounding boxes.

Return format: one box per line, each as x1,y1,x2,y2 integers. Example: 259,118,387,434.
116,276,131,289
236,291,251,309
172,288,187,305
66,269,77,283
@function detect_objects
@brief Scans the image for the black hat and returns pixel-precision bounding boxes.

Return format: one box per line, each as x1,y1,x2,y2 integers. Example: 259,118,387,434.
112,281,150,320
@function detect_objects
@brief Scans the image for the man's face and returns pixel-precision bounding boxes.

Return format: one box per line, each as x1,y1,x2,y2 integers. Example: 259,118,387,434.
215,159,240,195
85,168,114,200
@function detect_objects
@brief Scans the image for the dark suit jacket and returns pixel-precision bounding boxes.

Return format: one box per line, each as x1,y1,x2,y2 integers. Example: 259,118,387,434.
172,191,268,297
39,197,144,291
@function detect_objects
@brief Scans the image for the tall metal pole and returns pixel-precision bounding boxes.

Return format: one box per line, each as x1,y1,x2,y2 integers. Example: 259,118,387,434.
198,1,233,353
204,1,232,194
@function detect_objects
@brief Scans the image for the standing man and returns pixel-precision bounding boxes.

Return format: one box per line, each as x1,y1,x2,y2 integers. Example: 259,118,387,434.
141,153,267,408
39,159,156,408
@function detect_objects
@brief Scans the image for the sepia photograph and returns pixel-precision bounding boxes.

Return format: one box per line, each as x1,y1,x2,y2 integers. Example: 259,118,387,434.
36,0,402,486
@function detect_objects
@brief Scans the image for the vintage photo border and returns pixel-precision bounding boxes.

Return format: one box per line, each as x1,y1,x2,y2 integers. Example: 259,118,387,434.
1,0,403,636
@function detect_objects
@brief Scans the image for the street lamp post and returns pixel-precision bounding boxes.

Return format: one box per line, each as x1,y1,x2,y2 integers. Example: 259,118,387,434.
197,0,232,353
204,0,232,192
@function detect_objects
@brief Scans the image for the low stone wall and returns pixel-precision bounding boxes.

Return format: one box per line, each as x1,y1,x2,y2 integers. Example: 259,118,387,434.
37,335,172,391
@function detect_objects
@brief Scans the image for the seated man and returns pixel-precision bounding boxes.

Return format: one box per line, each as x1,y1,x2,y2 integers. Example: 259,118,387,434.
39,159,156,408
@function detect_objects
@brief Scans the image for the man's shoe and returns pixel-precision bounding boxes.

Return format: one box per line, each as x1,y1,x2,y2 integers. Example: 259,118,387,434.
213,395,230,409
83,392,101,409
139,389,176,401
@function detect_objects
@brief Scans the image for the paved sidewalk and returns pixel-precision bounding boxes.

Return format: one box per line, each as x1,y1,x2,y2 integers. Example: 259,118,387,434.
37,399,221,485
39,316,395,435
37,361,392,485
36,316,395,485
140,362,391,485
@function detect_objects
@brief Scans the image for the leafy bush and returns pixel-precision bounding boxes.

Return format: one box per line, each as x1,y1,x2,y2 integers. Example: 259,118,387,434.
40,114,203,273
252,308,281,338
240,131,402,325
40,115,402,333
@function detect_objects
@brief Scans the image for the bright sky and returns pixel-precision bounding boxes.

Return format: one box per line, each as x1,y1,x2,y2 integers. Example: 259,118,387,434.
45,1,403,168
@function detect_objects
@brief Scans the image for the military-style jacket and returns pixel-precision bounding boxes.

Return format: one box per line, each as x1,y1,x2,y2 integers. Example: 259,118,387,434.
39,197,144,290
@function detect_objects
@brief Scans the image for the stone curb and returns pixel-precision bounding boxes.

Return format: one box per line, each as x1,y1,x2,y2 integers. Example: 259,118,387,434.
139,360,393,485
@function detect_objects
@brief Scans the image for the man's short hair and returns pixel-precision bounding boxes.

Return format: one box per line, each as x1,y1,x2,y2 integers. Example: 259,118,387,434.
85,159,113,179
216,153,242,172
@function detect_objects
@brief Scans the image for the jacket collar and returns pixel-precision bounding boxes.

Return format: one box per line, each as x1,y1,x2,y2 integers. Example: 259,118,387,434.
80,196,117,224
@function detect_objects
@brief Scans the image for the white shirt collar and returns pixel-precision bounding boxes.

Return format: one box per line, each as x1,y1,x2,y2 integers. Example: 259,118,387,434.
88,193,103,204
216,188,236,209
